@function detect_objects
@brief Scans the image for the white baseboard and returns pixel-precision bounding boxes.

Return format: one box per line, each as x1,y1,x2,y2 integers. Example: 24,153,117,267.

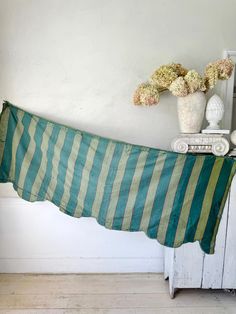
0,257,163,273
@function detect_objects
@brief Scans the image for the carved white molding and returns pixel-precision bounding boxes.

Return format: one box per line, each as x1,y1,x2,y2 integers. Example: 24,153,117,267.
171,134,230,156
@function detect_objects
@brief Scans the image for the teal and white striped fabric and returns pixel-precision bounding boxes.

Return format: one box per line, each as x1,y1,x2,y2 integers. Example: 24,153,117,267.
0,101,235,254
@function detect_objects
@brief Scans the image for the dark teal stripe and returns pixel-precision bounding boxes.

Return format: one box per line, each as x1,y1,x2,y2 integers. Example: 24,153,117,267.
129,149,159,231
66,133,92,215
51,129,75,206
0,106,19,180
97,143,124,224
22,119,47,200
200,159,234,253
183,156,216,243
147,152,178,238
112,146,142,230
37,124,61,199
81,137,109,217
14,112,32,187
164,155,196,247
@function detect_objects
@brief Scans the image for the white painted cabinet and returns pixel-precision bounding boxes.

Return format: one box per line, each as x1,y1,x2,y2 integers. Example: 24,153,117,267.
164,175,236,298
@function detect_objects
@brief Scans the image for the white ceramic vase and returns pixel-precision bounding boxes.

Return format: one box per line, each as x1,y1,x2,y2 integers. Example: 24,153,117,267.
177,91,207,134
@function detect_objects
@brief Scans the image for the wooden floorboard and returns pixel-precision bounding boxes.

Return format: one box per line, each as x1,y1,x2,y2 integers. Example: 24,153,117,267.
0,274,235,313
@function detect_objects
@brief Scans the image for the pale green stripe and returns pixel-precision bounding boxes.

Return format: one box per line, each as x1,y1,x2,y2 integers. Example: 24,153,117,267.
91,141,116,219
121,150,149,230
17,117,39,197
45,128,67,200
209,163,236,252
8,110,25,180
60,133,83,210
156,154,187,244
73,137,100,216
194,159,224,241
104,146,131,228
0,108,10,167
173,156,205,246
29,123,54,201
137,151,166,232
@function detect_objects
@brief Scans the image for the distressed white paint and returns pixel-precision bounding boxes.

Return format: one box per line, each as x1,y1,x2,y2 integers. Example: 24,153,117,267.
164,178,236,297
172,243,204,288
223,176,236,288
202,197,229,288
0,0,236,273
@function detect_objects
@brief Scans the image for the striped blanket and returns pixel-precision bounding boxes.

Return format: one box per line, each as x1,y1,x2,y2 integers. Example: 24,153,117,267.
0,101,235,254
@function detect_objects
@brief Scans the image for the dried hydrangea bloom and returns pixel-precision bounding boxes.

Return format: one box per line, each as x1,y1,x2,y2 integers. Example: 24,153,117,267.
204,58,234,89
133,58,234,105
204,64,219,89
133,83,160,106
184,70,206,94
169,77,189,97
215,58,234,80
199,81,207,92
150,65,178,88
169,63,188,76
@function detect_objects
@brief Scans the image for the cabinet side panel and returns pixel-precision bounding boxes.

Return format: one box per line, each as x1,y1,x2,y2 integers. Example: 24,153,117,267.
223,176,236,288
202,196,229,288
173,242,204,288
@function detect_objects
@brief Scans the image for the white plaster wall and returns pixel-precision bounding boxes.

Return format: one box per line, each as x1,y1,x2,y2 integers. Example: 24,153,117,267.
0,0,236,272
